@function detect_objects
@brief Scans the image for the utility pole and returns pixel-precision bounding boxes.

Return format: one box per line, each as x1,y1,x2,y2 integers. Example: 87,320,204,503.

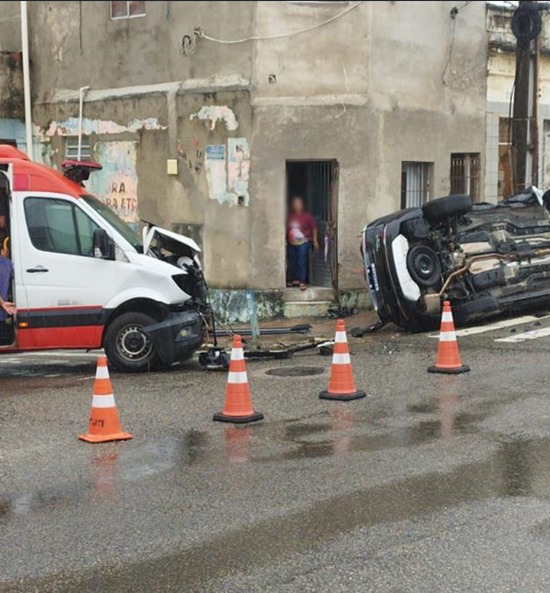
511,1,542,192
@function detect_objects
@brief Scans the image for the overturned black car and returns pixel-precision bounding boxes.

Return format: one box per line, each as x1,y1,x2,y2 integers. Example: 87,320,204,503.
362,188,550,331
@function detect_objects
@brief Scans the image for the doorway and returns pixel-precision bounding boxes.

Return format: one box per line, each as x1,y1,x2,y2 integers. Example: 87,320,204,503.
286,160,339,293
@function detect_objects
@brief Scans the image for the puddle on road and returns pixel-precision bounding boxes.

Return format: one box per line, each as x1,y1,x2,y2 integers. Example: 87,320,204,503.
11,432,550,593
0,371,95,397
0,390,517,520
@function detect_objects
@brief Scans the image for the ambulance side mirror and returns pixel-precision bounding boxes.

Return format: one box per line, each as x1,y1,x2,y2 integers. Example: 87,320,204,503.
93,228,115,260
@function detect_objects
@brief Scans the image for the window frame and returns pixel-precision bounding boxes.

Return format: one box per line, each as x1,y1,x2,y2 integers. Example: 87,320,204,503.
110,0,146,20
65,136,92,160
24,196,100,258
400,161,434,209
450,152,481,202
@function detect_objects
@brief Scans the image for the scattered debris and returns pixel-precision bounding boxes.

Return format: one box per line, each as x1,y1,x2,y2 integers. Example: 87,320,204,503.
214,324,311,337
351,319,385,338
326,306,358,319
198,338,334,371
266,367,325,377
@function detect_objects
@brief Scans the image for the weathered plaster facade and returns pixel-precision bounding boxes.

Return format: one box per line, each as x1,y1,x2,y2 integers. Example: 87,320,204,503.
0,1,488,320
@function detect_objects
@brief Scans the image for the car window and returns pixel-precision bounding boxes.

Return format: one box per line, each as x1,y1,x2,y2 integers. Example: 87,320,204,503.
24,197,99,257
74,207,98,256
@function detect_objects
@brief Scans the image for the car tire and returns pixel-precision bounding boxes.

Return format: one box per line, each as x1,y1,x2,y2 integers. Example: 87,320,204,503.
453,296,501,325
407,245,442,288
104,312,160,373
422,194,473,224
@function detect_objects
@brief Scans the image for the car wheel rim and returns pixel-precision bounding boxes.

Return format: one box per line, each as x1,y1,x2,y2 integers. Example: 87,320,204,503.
407,245,442,288
116,325,153,362
416,253,435,279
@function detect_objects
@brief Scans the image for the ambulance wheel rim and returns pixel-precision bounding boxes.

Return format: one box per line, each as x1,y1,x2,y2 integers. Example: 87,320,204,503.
116,325,153,361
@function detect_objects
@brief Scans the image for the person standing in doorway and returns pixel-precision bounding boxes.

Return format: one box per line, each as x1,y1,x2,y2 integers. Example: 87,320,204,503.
287,196,319,290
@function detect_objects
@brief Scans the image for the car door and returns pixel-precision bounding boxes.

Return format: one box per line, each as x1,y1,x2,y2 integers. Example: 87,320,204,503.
17,194,116,349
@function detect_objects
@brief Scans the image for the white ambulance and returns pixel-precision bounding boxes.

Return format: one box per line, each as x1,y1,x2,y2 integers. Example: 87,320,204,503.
0,145,206,372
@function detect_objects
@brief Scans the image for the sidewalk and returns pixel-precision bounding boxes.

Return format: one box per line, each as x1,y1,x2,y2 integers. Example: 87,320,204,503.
212,310,380,349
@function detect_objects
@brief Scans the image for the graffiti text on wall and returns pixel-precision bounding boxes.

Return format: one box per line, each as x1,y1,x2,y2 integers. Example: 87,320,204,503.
87,141,139,226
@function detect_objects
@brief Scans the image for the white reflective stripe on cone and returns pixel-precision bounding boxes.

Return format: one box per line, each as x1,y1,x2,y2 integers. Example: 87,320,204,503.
92,394,116,408
441,311,454,323
439,331,456,342
228,371,248,384
231,348,244,361
335,331,347,343
95,366,110,379
332,352,351,364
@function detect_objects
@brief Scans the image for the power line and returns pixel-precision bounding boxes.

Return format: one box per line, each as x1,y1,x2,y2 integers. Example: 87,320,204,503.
442,12,458,85
195,1,365,45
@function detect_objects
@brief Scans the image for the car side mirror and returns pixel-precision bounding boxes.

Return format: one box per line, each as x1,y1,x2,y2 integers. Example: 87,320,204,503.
93,228,115,260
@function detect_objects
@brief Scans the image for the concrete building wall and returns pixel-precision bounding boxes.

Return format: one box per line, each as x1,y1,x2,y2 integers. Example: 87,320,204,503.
250,0,487,292
0,1,489,320
0,1,21,52
0,49,25,152
27,1,255,102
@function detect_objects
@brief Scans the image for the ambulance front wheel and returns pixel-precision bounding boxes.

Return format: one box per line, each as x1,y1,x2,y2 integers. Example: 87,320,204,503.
104,312,160,373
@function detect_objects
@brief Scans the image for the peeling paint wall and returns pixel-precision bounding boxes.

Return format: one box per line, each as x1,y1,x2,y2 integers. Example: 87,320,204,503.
190,106,239,132
204,137,250,206
41,116,166,138
87,141,139,225
33,115,166,227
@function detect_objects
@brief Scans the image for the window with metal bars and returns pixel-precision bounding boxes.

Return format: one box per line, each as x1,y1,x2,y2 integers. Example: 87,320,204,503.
65,136,91,160
401,162,433,209
450,153,480,202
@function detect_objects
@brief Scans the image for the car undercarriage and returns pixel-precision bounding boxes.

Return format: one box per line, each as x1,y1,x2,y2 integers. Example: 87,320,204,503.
363,188,550,331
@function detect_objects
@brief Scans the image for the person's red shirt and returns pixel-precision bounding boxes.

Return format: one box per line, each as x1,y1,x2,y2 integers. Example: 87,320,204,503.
287,212,317,245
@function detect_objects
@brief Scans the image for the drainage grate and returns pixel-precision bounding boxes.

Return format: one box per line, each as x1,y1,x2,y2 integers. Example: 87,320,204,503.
266,366,325,377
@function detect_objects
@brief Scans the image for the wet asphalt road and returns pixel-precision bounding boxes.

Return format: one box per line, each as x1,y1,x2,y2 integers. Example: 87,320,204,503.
4,316,550,591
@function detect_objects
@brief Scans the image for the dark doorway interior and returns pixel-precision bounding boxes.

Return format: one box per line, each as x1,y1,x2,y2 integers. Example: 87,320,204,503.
286,160,338,291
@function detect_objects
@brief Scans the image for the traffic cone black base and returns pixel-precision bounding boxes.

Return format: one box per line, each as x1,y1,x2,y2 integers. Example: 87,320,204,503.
213,411,264,424
428,364,470,375
214,334,263,425
319,389,366,401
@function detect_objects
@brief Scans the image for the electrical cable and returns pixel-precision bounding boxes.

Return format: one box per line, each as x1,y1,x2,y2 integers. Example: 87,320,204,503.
442,14,457,86
442,0,480,85
195,0,364,45
180,34,197,56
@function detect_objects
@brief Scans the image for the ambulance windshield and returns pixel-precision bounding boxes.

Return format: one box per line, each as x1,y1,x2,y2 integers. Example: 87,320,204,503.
81,195,143,251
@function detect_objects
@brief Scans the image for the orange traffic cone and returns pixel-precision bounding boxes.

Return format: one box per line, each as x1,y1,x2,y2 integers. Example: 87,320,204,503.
213,334,264,424
79,355,132,443
428,301,470,374
319,319,366,401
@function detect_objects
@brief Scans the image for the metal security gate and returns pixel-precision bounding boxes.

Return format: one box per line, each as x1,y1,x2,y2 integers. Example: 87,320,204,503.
401,162,433,209
286,160,339,292
450,153,480,202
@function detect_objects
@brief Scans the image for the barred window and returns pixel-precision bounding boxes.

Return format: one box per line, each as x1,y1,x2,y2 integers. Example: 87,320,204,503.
450,153,480,202
401,162,433,209
110,1,145,20
65,136,91,160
